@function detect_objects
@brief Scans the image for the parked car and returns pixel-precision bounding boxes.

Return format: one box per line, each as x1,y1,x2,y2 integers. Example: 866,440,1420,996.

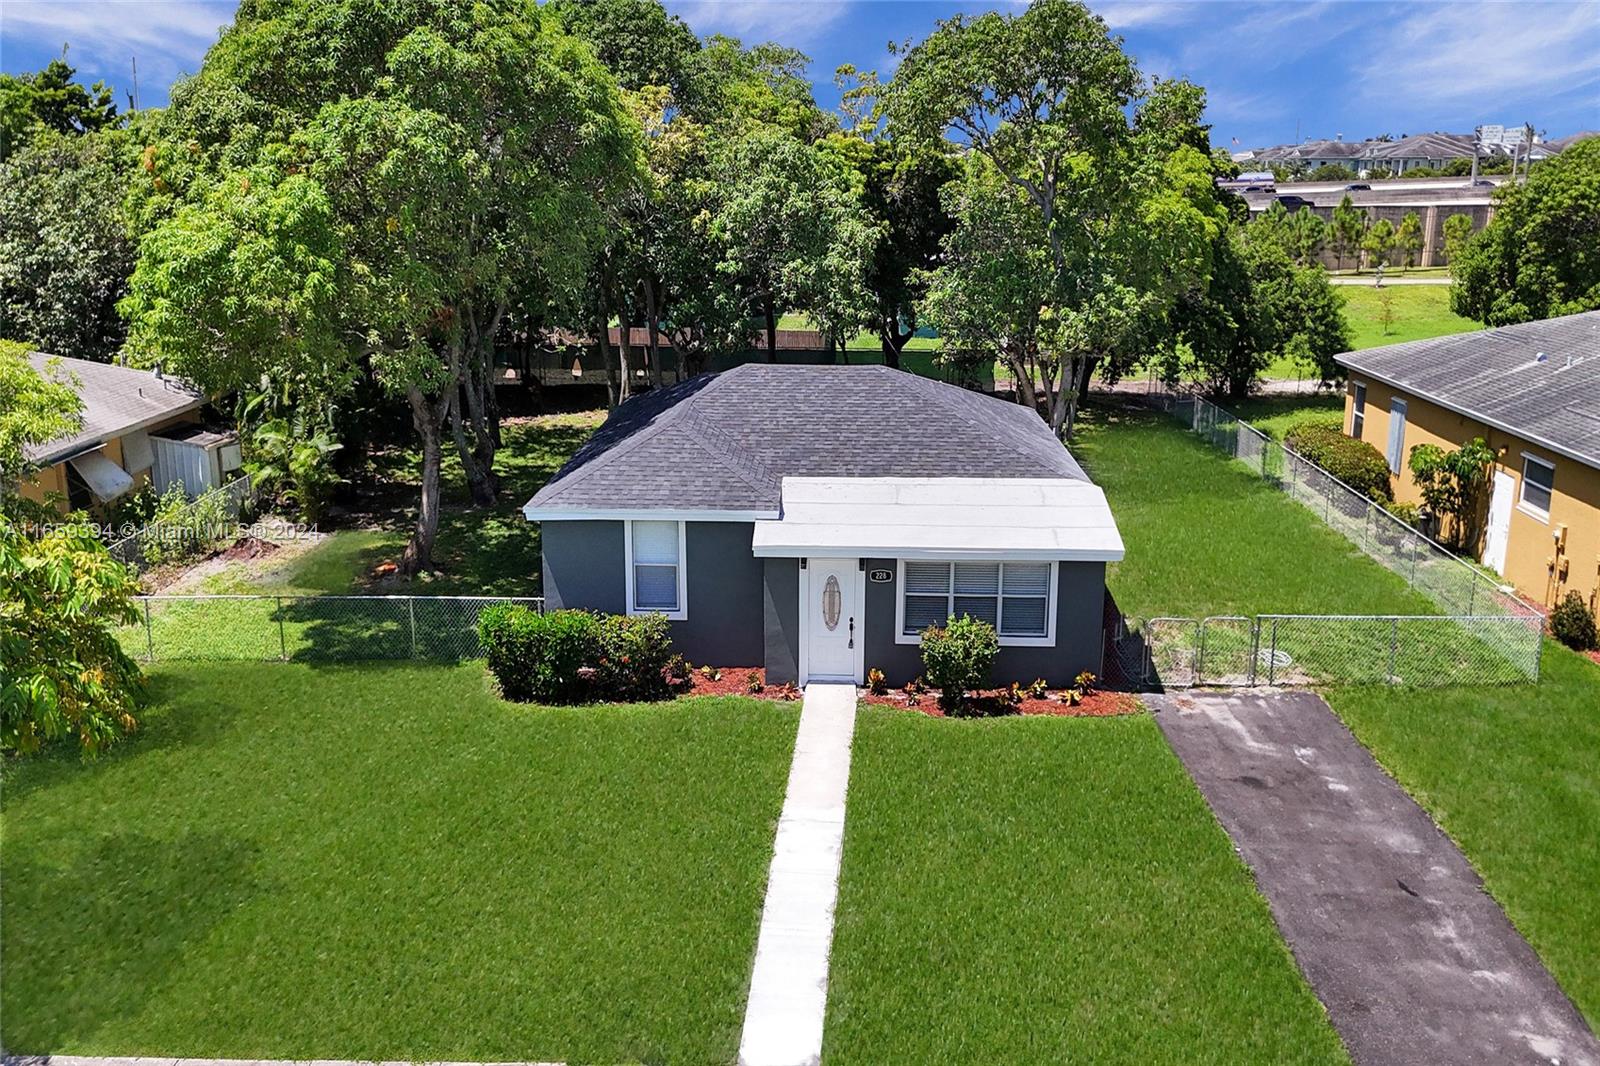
1344,182,1371,191
1275,194,1313,211
1243,184,1275,193
1470,178,1496,187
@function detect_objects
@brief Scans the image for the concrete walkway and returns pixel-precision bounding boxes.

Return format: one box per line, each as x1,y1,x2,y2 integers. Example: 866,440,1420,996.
738,682,858,1066
1328,275,1451,285
1151,690,1599,1066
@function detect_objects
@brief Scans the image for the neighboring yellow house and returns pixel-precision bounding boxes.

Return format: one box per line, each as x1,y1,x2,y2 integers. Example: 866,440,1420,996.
1336,310,1600,621
18,353,215,514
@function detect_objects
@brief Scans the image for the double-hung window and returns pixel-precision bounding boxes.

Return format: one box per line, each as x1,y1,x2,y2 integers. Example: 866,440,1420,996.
1350,382,1366,439
1386,398,1407,474
1519,455,1555,520
626,520,686,618
898,560,1055,645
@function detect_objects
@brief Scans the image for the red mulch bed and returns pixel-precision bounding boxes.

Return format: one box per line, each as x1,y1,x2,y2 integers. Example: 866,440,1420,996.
862,686,1139,718
677,667,802,703
1585,649,1600,668
678,667,1139,718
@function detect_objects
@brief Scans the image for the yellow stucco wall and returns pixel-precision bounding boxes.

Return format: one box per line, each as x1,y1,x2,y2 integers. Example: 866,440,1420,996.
1343,379,1600,617
16,415,186,516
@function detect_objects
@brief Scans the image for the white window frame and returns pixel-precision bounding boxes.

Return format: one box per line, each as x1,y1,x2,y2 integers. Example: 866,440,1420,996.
1517,453,1555,523
893,559,1057,648
1350,382,1366,440
623,519,688,620
1386,398,1407,474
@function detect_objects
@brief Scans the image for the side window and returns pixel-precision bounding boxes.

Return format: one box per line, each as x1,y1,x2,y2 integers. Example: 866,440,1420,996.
1350,383,1366,439
627,520,685,618
1519,456,1554,519
1386,398,1407,474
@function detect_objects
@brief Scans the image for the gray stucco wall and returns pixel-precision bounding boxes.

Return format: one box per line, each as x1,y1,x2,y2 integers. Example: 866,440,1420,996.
540,520,764,666
861,558,1106,687
541,525,1106,685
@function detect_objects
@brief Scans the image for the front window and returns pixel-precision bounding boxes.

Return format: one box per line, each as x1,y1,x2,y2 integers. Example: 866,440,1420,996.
1386,398,1407,474
898,560,1055,645
627,520,685,618
1520,455,1554,519
1350,383,1366,439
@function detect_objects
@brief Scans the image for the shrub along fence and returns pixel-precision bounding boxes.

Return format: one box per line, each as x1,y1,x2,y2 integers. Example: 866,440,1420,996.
117,594,545,664
1124,390,1545,686
107,475,255,572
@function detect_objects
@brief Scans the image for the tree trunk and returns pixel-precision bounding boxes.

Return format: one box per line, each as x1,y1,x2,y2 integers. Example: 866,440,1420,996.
764,296,777,364
451,385,495,507
401,386,448,575
597,313,619,408
615,303,635,401
643,276,664,389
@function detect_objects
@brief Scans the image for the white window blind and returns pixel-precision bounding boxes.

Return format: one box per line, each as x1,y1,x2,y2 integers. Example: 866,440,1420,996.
630,520,681,612
1386,399,1407,474
1520,456,1554,516
900,561,1052,640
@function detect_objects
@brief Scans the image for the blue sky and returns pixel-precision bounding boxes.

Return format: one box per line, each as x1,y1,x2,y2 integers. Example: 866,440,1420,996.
3,0,1597,149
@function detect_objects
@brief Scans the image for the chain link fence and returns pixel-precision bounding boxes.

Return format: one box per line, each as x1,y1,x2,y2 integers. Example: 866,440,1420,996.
107,476,255,572
117,594,545,663
1137,390,1544,685
1114,612,1541,689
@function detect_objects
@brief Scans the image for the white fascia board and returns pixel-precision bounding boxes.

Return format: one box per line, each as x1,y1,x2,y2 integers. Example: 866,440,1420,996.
522,504,779,522
751,543,1124,561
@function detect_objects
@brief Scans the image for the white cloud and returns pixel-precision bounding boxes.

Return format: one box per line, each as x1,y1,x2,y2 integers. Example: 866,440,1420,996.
1092,1,1202,30
2,1,231,98
1363,1,1600,107
668,0,855,48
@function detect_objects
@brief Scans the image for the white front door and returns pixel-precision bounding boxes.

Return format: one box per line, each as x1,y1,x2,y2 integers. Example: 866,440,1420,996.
1482,468,1516,575
803,559,860,683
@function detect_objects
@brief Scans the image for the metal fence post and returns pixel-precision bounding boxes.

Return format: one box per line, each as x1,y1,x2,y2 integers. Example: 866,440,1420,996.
408,597,418,659
1268,619,1279,685
1388,618,1398,680
1196,619,1207,685
143,597,154,662
1248,618,1260,687
277,596,287,661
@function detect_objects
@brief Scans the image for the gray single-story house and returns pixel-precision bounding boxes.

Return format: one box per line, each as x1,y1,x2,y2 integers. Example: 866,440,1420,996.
522,364,1124,687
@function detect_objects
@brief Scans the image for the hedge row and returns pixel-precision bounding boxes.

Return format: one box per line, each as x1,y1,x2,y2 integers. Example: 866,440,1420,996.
1284,418,1394,502
477,605,677,704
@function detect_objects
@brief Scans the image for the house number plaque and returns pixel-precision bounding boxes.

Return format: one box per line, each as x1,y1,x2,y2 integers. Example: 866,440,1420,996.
867,568,892,583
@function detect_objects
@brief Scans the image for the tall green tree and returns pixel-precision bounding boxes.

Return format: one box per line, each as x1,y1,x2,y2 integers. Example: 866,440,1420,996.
1394,211,1424,272
1451,138,1600,324
123,0,639,569
1362,218,1395,270
0,55,118,161
885,0,1222,436
1329,195,1363,272
1441,212,1475,265
0,129,140,362
0,340,82,498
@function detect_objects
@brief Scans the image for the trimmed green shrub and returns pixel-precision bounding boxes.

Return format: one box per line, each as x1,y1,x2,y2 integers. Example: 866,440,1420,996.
920,615,1000,716
1386,501,1423,528
1550,592,1598,652
477,605,598,703
594,612,676,701
1285,419,1394,502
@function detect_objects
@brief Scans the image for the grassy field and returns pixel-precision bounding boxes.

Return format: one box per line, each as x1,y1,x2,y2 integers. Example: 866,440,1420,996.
1070,401,1432,619
1338,284,1478,351
823,708,1348,1065
0,663,797,1062
1328,643,1600,1030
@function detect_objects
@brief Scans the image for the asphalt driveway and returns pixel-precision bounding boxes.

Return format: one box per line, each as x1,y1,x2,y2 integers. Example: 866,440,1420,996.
1150,689,1598,1066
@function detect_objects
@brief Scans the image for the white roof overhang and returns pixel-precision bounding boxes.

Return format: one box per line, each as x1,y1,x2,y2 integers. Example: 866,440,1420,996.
66,448,135,502
751,477,1125,561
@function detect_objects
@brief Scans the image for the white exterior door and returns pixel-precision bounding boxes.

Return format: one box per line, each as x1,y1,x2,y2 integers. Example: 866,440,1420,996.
1482,469,1516,575
803,559,860,683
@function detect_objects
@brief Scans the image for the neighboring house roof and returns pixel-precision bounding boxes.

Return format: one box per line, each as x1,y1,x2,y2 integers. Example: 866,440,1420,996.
1335,311,1600,471
1296,139,1371,161
1365,132,1476,162
524,364,1089,517
23,353,205,465
1545,131,1599,153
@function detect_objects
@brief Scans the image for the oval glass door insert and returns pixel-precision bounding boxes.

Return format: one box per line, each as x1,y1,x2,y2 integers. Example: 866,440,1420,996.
822,575,842,630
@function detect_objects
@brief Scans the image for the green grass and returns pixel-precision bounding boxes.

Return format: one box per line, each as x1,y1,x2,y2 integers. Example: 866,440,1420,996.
1071,402,1433,619
1327,643,1600,1030
0,663,797,1062
823,708,1348,1065
1339,284,1478,350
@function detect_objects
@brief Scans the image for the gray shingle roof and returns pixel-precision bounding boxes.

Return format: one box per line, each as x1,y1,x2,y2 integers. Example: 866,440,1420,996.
525,364,1088,514
23,353,206,464
1335,311,1600,470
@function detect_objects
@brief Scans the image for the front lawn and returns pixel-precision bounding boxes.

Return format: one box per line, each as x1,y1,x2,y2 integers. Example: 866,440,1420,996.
1,662,797,1062
823,708,1348,1064
1328,643,1600,1029
1071,402,1433,619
